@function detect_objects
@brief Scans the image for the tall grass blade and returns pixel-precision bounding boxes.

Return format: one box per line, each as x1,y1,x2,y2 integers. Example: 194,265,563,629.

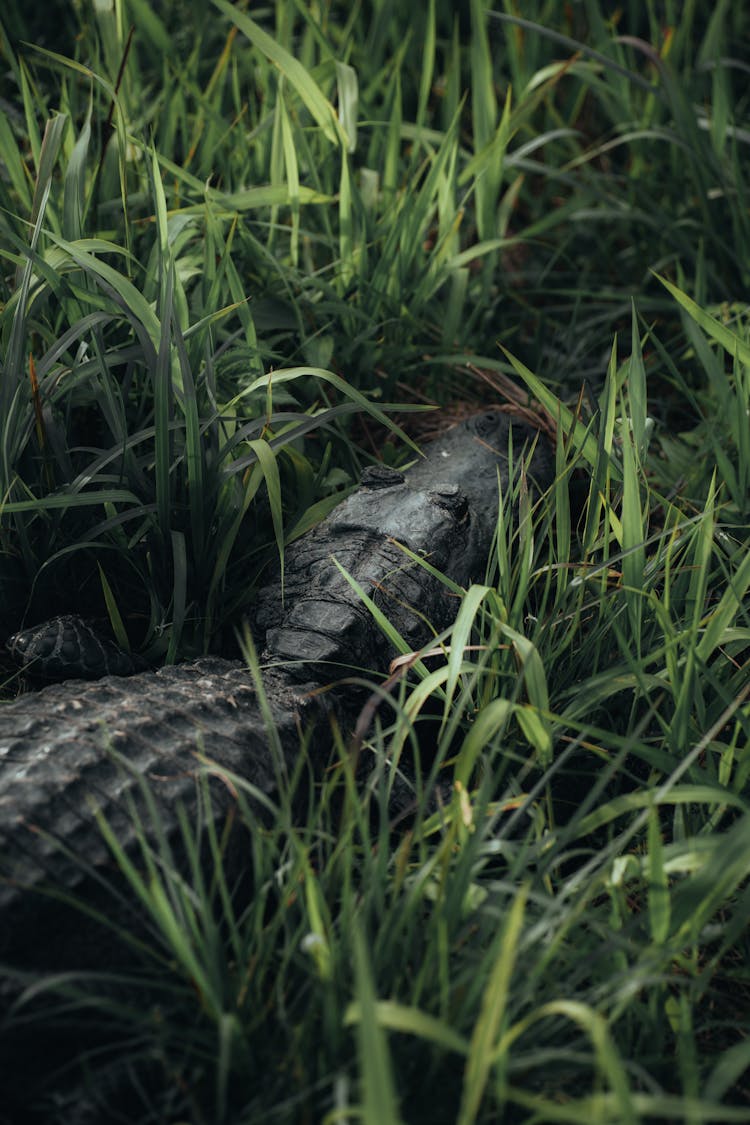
352,927,404,1125
213,0,343,146
458,884,528,1124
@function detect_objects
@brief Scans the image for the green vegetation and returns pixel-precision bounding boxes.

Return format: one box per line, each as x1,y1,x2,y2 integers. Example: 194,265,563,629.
1,1,749,1121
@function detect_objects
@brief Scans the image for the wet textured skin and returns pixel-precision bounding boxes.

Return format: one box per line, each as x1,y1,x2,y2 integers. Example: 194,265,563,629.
6,614,147,679
0,662,323,959
0,411,555,1119
0,411,555,968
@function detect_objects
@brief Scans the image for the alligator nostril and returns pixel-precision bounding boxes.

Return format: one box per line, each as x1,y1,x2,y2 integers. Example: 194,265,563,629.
472,410,500,437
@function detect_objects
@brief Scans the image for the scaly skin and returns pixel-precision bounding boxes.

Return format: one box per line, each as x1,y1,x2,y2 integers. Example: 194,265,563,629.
0,411,554,966
6,615,146,679
0,661,324,961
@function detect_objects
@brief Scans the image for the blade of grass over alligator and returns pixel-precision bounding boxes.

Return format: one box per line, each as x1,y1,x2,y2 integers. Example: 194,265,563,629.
0,411,554,967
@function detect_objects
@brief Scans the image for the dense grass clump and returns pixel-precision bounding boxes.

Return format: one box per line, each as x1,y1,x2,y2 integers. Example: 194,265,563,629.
1,2,749,1122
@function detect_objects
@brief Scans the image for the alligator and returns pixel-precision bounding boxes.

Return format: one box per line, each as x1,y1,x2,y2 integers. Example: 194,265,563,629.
0,410,555,974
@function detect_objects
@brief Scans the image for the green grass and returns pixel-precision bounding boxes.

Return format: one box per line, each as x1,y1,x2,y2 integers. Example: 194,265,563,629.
1,2,750,1122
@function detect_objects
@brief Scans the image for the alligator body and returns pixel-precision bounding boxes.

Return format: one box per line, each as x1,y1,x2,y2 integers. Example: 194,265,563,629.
0,662,324,963
0,411,554,967
6,615,147,679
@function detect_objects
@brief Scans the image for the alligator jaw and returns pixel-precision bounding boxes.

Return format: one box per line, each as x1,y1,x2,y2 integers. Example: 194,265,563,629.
0,411,555,970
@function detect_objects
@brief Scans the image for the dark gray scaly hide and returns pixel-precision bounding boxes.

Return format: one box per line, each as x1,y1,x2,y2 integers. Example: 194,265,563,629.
0,411,554,966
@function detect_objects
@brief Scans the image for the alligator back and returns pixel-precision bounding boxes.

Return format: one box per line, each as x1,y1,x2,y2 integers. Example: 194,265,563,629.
0,661,322,962
0,410,554,966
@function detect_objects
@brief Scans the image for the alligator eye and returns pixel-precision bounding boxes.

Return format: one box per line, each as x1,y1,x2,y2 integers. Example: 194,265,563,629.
429,484,469,519
7,631,25,652
360,465,405,489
